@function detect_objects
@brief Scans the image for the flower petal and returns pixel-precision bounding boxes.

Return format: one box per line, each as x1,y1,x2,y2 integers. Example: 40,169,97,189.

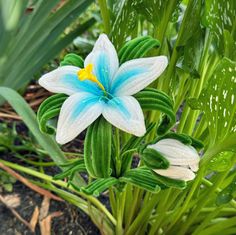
111,56,168,96
154,166,196,181
39,65,103,96
56,92,104,144
102,96,146,136
149,139,200,169
84,34,119,91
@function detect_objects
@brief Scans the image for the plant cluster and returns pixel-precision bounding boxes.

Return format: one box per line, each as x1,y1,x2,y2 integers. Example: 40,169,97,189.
0,0,235,235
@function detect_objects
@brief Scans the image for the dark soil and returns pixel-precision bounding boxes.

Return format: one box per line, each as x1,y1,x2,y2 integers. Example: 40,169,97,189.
0,182,100,235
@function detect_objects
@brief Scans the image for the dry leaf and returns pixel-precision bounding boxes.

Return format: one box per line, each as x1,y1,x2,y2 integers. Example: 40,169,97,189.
30,206,40,232
39,197,50,221
1,194,20,208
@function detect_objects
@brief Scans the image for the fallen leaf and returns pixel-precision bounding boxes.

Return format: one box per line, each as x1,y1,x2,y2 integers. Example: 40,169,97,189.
39,197,50,221
1,194,20,208
30,206,39,232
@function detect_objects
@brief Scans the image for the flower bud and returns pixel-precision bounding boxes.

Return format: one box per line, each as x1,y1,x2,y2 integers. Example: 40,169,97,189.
147,138,200,181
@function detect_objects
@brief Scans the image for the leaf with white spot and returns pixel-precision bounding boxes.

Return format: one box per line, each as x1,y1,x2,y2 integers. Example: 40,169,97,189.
197,58,236,151
134,0,181,26
110,0,138,49
203,0,236,52
110,0,180,49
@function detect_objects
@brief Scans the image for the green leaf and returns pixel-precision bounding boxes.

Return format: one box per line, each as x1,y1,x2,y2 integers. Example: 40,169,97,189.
216,176,236,206
60,53,84,67
177,28,204,77
118,36,160,64
53,159,87,180
80,177,119,196
3,183,13,192
37,94,68,134
208,151,235,172
120,167,162,192
152,172,187,189
223,30,236,60
177,0,202,46
84,117,112,178
135,88,176,134
141,148,169,169
154,132,204,149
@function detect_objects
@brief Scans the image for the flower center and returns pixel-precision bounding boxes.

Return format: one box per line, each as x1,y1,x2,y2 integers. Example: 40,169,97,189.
77,64,105,91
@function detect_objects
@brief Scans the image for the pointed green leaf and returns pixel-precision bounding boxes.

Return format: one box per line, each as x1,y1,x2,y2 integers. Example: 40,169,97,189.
120,167,162,193
84,117,112,178
216,176,236,205
152,172,187,189
81,177,119,196
142,148,170,169
37,94,68,134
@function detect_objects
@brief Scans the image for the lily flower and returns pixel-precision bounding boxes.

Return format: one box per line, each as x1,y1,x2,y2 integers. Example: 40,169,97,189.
148,138,200,181
39,34,168,144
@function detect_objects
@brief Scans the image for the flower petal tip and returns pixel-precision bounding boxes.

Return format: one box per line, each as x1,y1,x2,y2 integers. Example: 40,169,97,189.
55,133,69,145
134,124,146,137
155,55,168,69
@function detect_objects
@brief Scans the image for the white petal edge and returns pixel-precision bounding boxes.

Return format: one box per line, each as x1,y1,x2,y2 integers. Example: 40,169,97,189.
111,56,168,96
84,34,119,86
154,166,196,181
56,92,103,145
39,65,80,95
102,96,146,136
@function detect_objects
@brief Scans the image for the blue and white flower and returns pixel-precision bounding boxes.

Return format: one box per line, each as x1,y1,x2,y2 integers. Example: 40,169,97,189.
39,34,168,144
148,139,200,181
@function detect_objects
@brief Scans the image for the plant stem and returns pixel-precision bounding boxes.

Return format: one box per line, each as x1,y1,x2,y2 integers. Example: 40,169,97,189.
126,193,159,235
161,0,196,94
167,166,205,231
177,171,228,235
149,189,172,235
116,190,125,235
98,0,111,34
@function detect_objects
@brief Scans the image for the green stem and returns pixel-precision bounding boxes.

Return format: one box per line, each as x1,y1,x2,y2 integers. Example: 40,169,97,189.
124,187,141,230
149,189,172,235
126,193,159,235
197,216,236,235
177,171,229,235
116,190,125,235
114,128,122,176
167,166,205,231
161,0,196,93
192,206,223,235
98,0,111,34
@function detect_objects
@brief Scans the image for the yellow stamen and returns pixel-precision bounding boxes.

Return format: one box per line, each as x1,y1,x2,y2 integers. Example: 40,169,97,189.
77,64,105,91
